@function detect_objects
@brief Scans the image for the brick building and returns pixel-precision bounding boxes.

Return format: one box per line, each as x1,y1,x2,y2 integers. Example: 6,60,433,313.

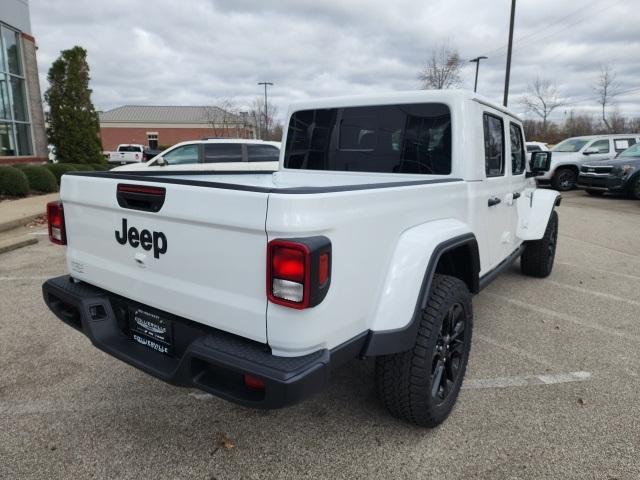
99,105,256,151
0,0,48,165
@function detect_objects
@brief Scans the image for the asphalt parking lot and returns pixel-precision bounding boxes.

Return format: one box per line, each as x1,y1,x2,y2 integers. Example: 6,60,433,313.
1,190,639,480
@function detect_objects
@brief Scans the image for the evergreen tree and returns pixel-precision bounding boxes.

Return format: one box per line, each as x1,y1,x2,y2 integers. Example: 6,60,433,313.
44,46,104,164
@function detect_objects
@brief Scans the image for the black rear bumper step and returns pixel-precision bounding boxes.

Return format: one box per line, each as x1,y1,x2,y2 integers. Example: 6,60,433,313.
42,275,366,409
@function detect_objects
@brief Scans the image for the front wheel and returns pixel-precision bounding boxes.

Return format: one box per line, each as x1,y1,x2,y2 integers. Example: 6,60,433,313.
630,176,640,200
551,168,577,191
375,275,473,427
521,210,559,278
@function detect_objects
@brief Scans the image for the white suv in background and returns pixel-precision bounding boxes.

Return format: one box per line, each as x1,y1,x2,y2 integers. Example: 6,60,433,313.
113,139,281,172
537,134,640,190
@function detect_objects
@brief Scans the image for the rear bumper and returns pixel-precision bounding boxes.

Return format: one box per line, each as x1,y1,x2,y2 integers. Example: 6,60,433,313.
576,174,626,192
42,275,366,409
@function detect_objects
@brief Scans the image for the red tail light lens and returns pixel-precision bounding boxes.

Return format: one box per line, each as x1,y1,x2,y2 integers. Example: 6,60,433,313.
267,237,331,309
243,374,266,390
47,201,66,245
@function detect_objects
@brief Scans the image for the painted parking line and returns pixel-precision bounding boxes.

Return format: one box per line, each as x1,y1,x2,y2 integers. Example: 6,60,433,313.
545,279,640,307
463,371,592,390
557,262,640,281
28,231,48,236
0,276,50,281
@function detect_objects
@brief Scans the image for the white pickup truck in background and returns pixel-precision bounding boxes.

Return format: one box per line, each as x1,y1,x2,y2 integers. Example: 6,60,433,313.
43,90,560,427
108,144,147,164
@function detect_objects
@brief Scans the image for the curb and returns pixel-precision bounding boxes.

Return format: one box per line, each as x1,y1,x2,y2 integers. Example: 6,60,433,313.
0,213,43,234
0,235,38,255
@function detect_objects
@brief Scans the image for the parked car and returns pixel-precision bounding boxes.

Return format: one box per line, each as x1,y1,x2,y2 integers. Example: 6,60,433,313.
43,90,559,427
526,141,549,161
537,134,640,191
108,144,147,164
577,142,640,198
112,139,281,172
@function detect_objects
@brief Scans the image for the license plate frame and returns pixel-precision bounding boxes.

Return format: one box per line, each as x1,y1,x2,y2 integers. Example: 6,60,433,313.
129,306,173,356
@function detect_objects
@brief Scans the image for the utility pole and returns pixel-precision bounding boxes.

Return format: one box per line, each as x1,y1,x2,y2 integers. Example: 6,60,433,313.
258,82,273,139
469,56,488,93
503,0,516,107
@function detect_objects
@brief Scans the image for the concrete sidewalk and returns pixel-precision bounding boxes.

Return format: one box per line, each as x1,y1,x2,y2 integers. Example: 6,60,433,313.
0,193,58,233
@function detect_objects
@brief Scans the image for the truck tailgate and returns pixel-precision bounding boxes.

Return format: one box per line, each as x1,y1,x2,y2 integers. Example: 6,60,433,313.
60,175,269,343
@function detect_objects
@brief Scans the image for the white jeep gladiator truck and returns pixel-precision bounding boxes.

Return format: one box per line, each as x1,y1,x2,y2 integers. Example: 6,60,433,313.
43,90,560,427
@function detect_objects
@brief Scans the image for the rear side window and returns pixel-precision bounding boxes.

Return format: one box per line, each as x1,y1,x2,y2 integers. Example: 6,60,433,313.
510,123,525,175
590,139,610,153
527,145,541,152
284,103,451,174
614,138,636,152
247,144,280,162
483,113,504,177
203,144,243,163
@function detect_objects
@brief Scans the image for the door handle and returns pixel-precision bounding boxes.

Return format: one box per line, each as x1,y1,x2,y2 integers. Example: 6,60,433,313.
488,197,502,207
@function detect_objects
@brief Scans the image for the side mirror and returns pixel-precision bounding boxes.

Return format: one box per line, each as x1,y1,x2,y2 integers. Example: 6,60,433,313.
155,156,167,166
583,147,599,155
526,151,552,177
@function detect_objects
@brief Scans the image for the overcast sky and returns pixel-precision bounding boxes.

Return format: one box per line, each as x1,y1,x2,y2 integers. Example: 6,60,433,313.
30,0,639,123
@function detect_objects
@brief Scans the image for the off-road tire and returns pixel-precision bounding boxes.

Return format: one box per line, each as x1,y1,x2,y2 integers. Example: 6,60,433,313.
629,176,640,200
375,274,473,427
551,168,577,191
586,189,604,196
521,210,559,278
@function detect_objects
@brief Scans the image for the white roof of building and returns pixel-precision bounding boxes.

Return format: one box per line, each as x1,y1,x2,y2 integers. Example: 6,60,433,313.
99,105,244,124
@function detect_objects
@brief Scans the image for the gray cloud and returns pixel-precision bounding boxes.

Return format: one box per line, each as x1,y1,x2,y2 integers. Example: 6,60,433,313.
31,0,639,123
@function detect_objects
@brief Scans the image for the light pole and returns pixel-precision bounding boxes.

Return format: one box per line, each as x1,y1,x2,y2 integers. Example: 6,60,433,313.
503,0,516,107
258,82,273,139
469,56,488,93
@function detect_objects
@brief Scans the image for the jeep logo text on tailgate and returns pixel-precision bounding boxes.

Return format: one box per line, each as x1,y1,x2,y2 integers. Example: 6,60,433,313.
115,218,167,258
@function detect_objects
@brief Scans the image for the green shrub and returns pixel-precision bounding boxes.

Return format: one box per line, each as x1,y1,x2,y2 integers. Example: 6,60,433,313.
11,163,30,170
68,163,96,171
21,166,58,193
0,166,30,196
90,163,113,171
44,163,78,185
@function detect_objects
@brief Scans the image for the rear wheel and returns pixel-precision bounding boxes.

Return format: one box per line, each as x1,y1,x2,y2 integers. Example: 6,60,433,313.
630,177,640,200
551,168,577,191
586,189,605,196
375,274,473,427
521,210,558,278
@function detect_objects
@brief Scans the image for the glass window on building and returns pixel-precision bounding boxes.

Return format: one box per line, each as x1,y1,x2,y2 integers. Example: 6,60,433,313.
0,23,31,156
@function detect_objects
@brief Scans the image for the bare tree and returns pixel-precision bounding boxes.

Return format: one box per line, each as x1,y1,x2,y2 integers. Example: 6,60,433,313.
593,64,621,132
250,97,279,140
418,43,464,90
520,77,564,132
203,97,241,137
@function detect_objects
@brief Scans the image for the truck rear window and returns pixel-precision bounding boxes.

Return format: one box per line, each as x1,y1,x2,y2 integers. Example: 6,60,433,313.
284,103,451,174
118,146,142,152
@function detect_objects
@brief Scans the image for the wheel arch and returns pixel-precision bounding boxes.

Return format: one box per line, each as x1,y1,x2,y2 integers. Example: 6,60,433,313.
364,220,480,357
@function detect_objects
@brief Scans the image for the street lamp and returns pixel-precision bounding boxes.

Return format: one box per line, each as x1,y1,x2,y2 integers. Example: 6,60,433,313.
258,82,273,139
469,56,488,93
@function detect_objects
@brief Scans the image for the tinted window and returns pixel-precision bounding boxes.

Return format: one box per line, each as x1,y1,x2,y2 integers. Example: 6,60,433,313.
118,145,143,152
590,139,610,153
163,144,199,165
619,143,640,158
203,144,243,163
510,123,525,175
247,144,279,162
552,138,589,152
284,103,451,174
483,113,504,177
526,145,541,152
613,138,636,152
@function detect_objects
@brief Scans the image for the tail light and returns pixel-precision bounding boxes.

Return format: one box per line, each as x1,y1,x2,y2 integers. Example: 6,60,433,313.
267,237,331,309
47,201,66,245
